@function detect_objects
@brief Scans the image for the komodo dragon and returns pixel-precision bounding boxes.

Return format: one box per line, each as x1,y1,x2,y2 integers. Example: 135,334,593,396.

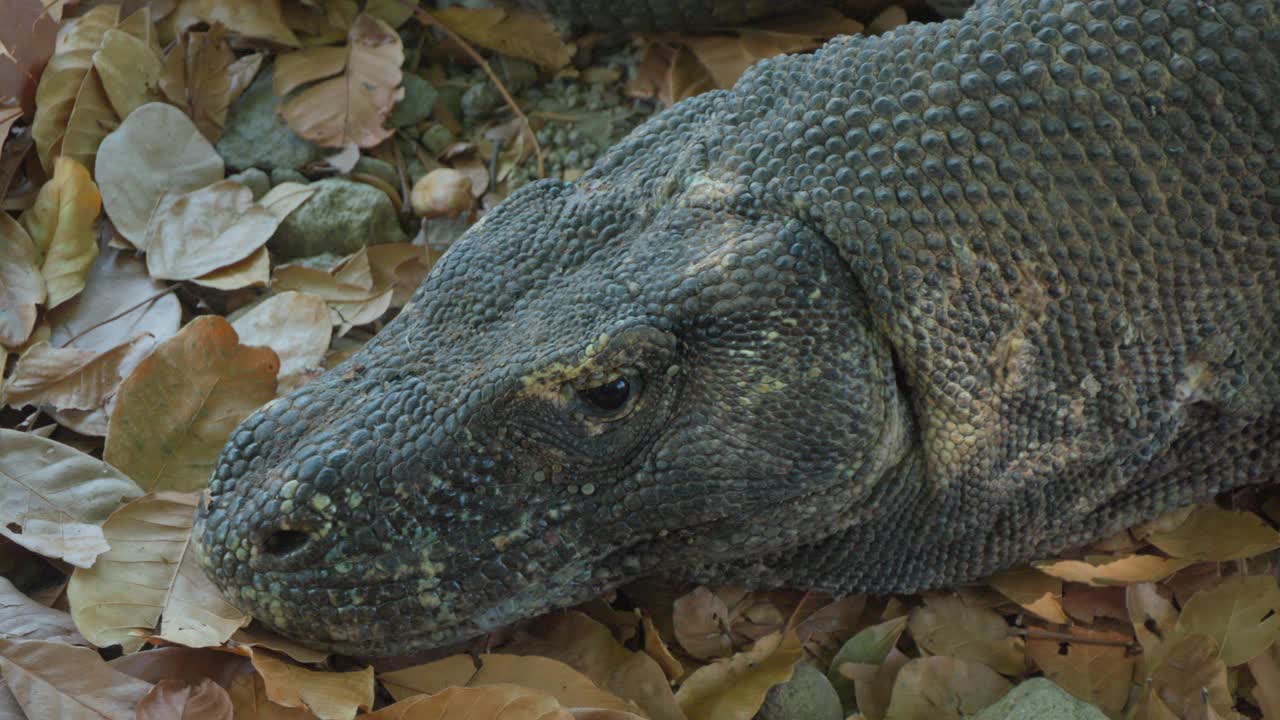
197,0,1280,656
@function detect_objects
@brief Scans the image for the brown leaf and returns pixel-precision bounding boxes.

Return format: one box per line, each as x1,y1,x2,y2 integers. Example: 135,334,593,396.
675,629,804,720
1035,554,1191,586
95,102,225,249
841,646,910,720
0,576,82,643
0,638,153,720
172,0,298,46
278,15,403,149
272,248,396,332
1146,634,1236,720
380,654,637,713
1173,574,1280,667
433,7,572,70
988,567,1069,624
361,684,574,720
169,26,235,142
251,652,373,720
642,614,684,682
828,615,908,713
0,212,44,349
1247,645,1280,720
93,27,164,119
1026,627,1135,718
907,594,1026,676
673,586,733,660
229,626,329,665
1127,582,1179,674
0,0,58,117
67,491,251,652
882,656,1012,720
1,339,139,413
136,678,234,720
109,645,252,688
18,156,101,308
795,594,867,660
1146,505,1280,561
231,292,332,393
104,315,279,491
30,6,116,172
0,429,143,567
228,672,316,720
143,179,281,280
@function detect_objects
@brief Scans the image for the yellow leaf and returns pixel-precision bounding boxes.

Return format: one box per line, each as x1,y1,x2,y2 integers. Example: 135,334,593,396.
906,594,1026,676
18,156,101,308
882,656,1012,720
278,15,403,149
104,315,279,492
93,28,164,119
675,629,804,720
68,491,251,652
251,652,373,720
0,213,45,348
30,5,117,171
1145,505,1280,561
1034,554,1191,586
0,429,142,568
1126,583,1179,674
1174,574,1280,667
433,7,571,70
988,566,1069,624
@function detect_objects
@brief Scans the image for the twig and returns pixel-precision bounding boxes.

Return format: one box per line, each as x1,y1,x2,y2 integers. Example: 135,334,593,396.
60,285,177,346
401,2,546,178
1011,627,1140,651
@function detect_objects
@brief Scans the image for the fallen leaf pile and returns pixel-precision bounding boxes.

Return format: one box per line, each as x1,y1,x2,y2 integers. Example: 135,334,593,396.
1,1,1277,719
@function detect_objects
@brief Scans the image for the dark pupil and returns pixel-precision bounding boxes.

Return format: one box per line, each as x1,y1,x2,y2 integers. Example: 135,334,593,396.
582,378,631,411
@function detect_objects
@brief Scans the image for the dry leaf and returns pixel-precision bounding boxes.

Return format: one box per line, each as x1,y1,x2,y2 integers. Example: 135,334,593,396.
988,567,1069,624
160,25,235,142
907,594,1026,676
1146,634,1236,720
143,180,280,280
827,615,908,711
1,339,139,412
67,491,250,652
362,684,573,720
108,645,252,688
0,213,45,349
18,156,101,308
795,594,867,659
1173,574,1280,667
277,14,403,149
0,429,142,567
193,246,271,290
172,0,298,46
674,629,804,720
672,586,733,660
1035,554,1192,586
1146,506,1280,561
95,102,224,249
231,292,332,393
272,248,396,332
104,315,279,492
0,576,82,643
0,0,58,116
1247,645,1280,720
251,652,373,720
30,6,116,172
228,672,316,720
0,638,153,720
433,7,571,70
1026,627,1135,718
883,656,1012,720
1127,582,1179,674
135,678,234,720
380,654,636,713
842,646,911,720
93,27,164,119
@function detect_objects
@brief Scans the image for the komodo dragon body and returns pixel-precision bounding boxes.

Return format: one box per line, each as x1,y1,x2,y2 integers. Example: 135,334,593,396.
198,0,1280,656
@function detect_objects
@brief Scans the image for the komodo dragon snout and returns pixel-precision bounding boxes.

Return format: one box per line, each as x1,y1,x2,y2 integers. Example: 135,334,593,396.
197,173,910,656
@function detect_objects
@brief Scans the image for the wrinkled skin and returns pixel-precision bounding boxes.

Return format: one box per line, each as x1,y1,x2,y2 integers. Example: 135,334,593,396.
199,0,1280,657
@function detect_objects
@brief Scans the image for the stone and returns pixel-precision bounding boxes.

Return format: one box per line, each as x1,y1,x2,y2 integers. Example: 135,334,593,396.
270,178,407,260
755,664,842,720
271,168,307,186
969,679,1108,720
353,157,399,187
228,168,270,199
419,124,457,156
216,66,326,172
390,73,438,128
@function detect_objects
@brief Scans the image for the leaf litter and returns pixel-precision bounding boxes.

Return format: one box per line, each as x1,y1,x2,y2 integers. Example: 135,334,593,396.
0,2,1278,719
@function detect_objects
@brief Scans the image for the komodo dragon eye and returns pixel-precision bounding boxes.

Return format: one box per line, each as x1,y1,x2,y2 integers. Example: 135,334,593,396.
577,376,638,415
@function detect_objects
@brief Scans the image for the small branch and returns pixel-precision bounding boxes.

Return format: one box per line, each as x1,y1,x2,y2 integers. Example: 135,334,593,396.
402,2,546,178
1012,627,1140,651
60,285,177,346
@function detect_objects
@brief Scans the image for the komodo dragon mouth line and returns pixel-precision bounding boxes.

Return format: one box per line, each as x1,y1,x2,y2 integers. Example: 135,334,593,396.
198,0,1280,656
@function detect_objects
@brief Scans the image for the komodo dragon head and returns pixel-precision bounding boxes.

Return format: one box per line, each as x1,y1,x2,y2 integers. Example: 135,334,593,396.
197,95,913,657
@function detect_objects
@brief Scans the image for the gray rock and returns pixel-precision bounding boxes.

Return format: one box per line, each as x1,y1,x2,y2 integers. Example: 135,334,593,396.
419,124,457,156
968,679,1108,720
270,178,407,260
755,664,842,720
390,73,438,128
353,157,399,187
271,168,307,187
228,168,270,199
216,67,326,172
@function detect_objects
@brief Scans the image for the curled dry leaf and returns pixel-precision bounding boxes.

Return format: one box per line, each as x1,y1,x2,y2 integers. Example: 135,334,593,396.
987,566,1069,624
907,594,1026,676
1172,574,1280,667
883,656,1012,720
67,491,250,653
1034,554,1192,586
135,678,234,720
95,102,225,249
277,14,404,149
273,248,395,333
0,638,153,720
0,339,140,413
104,315,279,492
674,629,804,720
0,213,45,349
0,428,142,568
0,576,83,643
231,291,332,393
143,180,280,281
380,654,637,714
432,7,572,71
18,156,101,308
251,652,373,720
1145,505,1280,561
1025,627,1135,718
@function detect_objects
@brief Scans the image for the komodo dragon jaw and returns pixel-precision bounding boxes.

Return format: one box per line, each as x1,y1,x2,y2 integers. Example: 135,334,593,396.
200,0,1280,657
196,169,910,655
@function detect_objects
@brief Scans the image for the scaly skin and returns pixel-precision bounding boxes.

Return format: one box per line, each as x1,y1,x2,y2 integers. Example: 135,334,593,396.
197,0,1280,657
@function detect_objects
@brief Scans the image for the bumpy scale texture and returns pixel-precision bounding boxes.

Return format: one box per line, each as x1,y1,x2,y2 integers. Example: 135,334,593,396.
198,0,1280,657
